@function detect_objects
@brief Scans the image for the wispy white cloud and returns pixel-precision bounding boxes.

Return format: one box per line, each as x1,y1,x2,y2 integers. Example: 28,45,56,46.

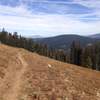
0,5,32,17
0,0,100,36
73,0,100,17
74,0,100,8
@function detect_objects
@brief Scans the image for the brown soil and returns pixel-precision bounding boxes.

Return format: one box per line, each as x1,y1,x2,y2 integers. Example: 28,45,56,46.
0,44,100,100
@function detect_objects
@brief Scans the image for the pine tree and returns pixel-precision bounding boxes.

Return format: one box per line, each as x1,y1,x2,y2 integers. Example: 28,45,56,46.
70,41,82,65
85,56,92,68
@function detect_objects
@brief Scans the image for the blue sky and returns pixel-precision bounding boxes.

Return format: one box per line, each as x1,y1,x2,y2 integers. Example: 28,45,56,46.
0,0,100,37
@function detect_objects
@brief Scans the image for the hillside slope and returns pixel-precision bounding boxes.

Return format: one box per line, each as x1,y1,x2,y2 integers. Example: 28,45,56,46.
0,44,100,100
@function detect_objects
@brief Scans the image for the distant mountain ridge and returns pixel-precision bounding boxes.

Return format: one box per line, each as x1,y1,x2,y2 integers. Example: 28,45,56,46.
29,35,43,39
89,33,100,39
35,34,98,50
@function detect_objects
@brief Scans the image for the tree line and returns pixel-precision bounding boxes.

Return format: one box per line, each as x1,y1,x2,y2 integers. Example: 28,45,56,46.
70,41,100,71
0,28,68,62
0,28,100,71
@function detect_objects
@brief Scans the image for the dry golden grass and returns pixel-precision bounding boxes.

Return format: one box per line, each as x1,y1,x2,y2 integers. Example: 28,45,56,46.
0,44,100,100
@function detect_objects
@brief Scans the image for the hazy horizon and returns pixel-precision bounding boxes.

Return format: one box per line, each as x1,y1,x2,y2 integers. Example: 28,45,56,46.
0,0,100,37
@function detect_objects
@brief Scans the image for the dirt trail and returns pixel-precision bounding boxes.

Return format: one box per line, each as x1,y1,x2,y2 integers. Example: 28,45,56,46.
6,52,28,100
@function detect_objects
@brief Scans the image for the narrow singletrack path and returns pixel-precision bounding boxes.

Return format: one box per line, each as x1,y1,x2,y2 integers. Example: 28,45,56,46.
6,52,28,100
